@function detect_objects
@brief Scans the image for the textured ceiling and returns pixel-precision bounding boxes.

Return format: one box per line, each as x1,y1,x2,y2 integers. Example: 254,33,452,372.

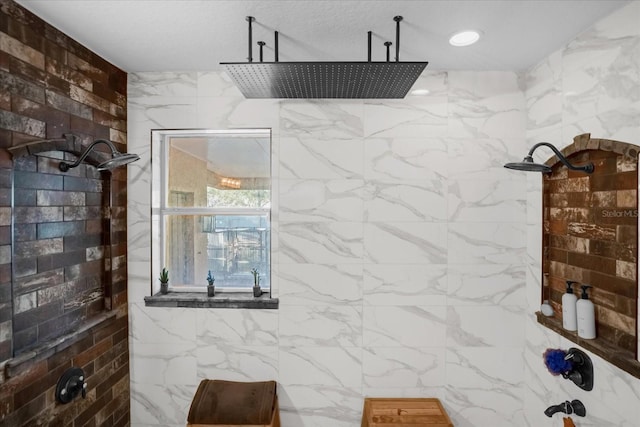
15,0,631,72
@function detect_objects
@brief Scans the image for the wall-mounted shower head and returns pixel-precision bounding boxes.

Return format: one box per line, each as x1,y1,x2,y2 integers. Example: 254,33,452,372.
59,139,140,172
504,142,594,174
504,155,553,173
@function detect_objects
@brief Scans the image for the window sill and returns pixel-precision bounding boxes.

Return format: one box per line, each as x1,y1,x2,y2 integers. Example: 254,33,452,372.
144,292,279,309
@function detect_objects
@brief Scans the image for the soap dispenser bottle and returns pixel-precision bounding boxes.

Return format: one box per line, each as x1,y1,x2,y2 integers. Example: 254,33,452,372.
577,285,596,339
562,281,578,331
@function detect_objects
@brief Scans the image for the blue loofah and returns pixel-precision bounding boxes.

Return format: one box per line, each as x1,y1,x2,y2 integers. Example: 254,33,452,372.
543,348,573,376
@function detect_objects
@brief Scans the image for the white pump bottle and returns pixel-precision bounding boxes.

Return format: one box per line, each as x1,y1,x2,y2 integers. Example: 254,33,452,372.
562,281,578,331
577,285,596,339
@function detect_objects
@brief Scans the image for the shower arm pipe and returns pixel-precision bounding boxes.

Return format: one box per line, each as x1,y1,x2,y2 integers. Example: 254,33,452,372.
394,15,402,62
529,142,594,173
247,16,255,62
59,139,119,172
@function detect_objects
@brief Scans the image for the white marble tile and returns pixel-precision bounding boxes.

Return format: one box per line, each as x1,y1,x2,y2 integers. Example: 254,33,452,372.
526,267,545,313
364,137,447,183
278,385,363,427
562,57,640,128
445,385,524,427
364,222,447,264
195,344,279,382
363,306,447,348
130,383,194,426
279,346,362,387
364,181,447,222
526,79,562,137
446,347,524,388
448,71,525,139
447,306,525,348
279,136,363,179
526,49,562,90
197,71,243,97
362,347,446,389
526,222,543,271
128,262,153,302
129,342,197,386
526,177,543,225
363,264,447,306
562,1,640,74
127,97,198,139
279,179,364,222
196,97,280,132
448,137,527,181
129,303,196,344
448,178,525,223
280,100,363,139
279,221,363,264
279,305,361,347
129,72,197,98
278,264,363,306
448,222,525,265
195,309,278,345
447,264,526,307
407,70,449,98
363,97,448,138
562,106,640,144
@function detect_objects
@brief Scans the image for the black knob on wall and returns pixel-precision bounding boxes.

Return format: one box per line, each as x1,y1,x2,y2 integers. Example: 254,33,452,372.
55,367,87,404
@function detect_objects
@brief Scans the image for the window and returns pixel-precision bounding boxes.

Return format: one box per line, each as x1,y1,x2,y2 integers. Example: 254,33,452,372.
151,129,271,293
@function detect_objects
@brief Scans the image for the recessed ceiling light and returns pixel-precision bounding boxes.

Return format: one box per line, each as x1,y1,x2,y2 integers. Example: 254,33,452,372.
449,30,481,47
410,89,431,96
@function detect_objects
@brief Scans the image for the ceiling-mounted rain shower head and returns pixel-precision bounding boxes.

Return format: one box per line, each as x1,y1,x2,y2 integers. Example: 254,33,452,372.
504,142,594,174
220,15,429,99
59,139,140,172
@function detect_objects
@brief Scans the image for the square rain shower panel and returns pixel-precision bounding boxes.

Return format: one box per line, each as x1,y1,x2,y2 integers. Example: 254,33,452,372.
221,61,429,99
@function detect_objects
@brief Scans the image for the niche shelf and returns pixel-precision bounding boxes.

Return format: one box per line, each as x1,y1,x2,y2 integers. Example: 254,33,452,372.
536,313,640,379
538,134,639,380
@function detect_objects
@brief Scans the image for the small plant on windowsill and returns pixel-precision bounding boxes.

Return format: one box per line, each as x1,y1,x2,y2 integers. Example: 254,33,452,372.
159,268,169,295
250,267,262,297
207,270,215,297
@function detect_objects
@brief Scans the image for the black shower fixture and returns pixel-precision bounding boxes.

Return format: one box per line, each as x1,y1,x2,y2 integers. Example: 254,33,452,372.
220,16,429,99
504,142,594,174
59,139,140,172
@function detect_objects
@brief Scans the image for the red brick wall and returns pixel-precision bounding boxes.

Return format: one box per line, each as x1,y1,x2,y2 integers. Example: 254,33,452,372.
542,134,638,354
0,0,129,425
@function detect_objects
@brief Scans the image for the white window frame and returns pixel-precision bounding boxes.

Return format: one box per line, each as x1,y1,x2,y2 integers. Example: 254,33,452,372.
151,129,271,294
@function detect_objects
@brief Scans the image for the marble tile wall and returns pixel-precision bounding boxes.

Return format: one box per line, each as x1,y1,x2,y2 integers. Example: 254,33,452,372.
127,69,528,427
524,1,640,426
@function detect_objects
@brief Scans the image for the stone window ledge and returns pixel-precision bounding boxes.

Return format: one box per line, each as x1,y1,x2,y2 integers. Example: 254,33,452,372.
144,292,279,309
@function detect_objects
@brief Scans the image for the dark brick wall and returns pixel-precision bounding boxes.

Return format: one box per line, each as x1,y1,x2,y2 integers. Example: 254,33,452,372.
542,134,638,354
0,0,129,425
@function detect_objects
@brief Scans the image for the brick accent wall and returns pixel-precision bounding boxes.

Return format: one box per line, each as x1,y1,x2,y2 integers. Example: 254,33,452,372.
542,134,638,354
0,0,130,425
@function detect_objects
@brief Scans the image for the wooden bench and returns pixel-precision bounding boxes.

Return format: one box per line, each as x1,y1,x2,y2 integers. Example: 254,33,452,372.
361,397,453,427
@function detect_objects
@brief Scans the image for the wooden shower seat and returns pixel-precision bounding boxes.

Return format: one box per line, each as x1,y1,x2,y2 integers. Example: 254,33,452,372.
361,397,453,426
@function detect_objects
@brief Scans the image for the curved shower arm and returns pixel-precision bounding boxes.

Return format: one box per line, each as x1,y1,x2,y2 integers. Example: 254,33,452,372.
59,139,118,172
529,142,594,173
